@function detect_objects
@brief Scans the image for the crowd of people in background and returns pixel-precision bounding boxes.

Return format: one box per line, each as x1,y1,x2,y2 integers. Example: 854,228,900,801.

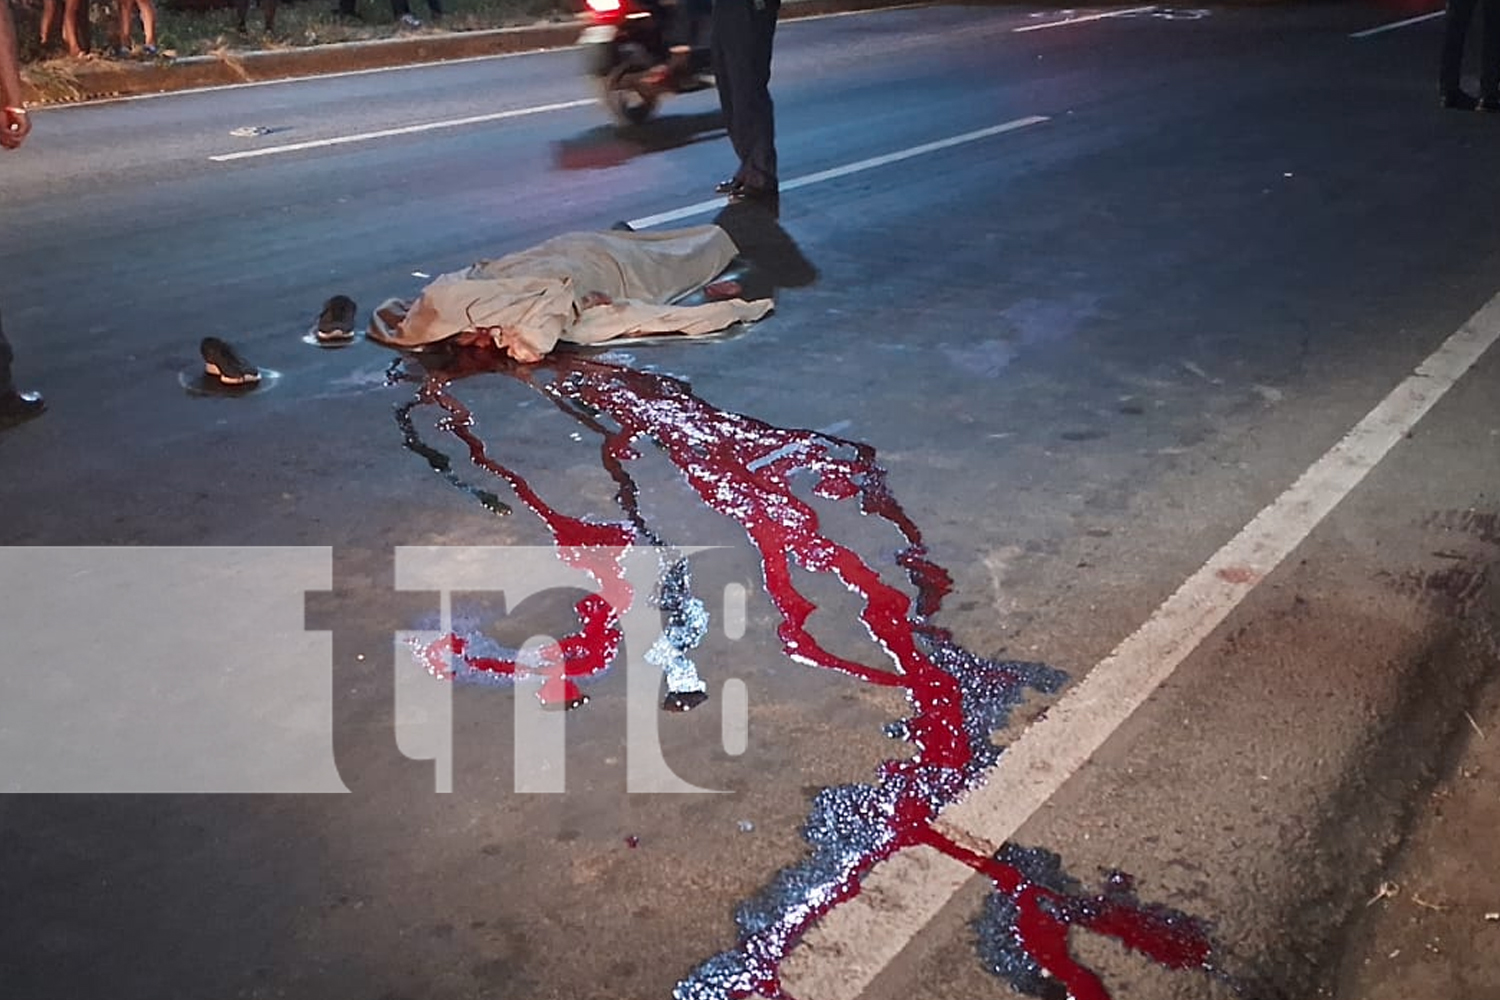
26,0,449,59
37,0,156,58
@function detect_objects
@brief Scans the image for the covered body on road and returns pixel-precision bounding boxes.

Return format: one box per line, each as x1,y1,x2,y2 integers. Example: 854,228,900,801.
370,224,773,363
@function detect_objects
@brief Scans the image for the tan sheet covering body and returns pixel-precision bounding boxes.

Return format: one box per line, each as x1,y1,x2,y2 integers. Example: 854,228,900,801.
374,225,773,362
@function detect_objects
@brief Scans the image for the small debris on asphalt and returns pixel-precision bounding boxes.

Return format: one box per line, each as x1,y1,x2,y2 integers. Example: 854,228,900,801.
1411,892,1448,912
1366,881,1399,906
624,835,639,849
229,126,272,137
1485,912,1499,922
1464,710,1486,739
737,820,754,833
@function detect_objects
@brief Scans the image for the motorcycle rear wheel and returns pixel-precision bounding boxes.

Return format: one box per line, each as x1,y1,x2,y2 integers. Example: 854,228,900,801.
601,65,659,127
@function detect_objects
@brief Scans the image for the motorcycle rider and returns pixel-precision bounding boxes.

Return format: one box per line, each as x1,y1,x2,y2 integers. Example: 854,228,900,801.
648,0,713,87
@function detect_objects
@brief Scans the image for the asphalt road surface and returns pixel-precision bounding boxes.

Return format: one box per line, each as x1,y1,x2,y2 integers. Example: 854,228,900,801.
2,3,1498,1000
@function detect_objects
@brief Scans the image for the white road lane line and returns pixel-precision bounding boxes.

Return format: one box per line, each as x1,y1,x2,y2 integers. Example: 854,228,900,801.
1012,5,1158,33
1350,9,1445,38
208,98,595,161
625,115,1049,229
782,292,1500,1000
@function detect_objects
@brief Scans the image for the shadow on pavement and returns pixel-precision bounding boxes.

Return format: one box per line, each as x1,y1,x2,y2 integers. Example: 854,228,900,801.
710,201,819,301
554,111,727,171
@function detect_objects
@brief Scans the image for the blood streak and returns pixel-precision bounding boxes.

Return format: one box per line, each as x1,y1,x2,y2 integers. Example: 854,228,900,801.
414,592,620,708
399,356,633,708
393,347,1218,998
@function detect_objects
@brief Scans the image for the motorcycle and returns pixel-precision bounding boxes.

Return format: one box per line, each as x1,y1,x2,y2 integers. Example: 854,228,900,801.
578,0,714,127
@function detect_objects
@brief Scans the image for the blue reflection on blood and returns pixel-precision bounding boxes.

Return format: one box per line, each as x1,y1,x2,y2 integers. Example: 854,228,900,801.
390,347,1218,999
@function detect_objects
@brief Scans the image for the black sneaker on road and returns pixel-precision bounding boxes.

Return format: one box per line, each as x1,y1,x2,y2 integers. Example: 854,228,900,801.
314,295,359,343
200,337,261,386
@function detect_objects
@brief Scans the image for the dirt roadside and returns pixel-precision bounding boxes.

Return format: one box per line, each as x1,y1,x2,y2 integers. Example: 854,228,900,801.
1331,575,1500,1000
18,0,918,104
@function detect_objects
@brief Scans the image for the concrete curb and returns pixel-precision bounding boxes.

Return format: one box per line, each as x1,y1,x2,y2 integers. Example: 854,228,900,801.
21,0,922,104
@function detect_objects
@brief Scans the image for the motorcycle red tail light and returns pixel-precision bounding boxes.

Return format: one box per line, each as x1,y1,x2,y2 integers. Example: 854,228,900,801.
585,0,622,11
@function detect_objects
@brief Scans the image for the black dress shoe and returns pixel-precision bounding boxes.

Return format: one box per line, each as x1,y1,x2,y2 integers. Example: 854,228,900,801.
715,177,744,195
1442,89,1479,110
0,389,45,430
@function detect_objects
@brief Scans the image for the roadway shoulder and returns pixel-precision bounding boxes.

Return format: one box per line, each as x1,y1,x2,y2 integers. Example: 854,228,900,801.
856,348,1500,999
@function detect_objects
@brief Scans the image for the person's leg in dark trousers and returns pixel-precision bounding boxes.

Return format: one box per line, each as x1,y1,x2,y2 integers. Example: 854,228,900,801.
685,0,712,73
658,0,696,77
1442,0,1483,106
0,308,46,428
1480,0,1500,105
0,310,14,398
710,0,740,183
711,0,780,198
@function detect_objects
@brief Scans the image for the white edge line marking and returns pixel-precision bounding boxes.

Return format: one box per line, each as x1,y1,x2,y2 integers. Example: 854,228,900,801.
626,115,1049,229
61,4,932,110
208,98,595,160
1013,5,1158,33
782,293,1500,1000
1350,9,1444,38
